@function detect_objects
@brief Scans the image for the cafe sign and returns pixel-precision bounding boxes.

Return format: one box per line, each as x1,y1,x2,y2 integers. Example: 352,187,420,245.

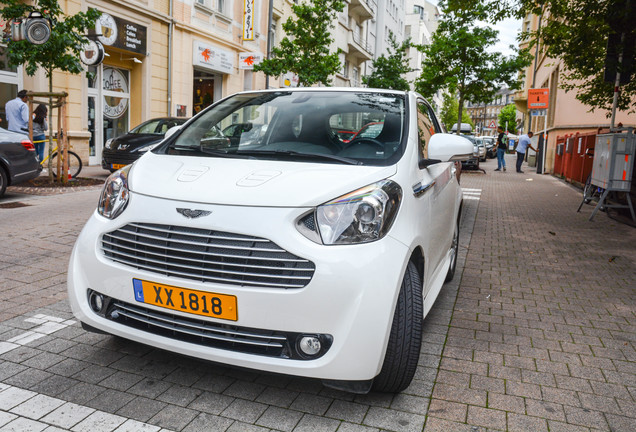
103,67,129,119
96,13,147,55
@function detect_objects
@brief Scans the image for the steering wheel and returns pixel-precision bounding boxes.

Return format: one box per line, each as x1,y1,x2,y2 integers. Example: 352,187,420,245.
343,138,384,151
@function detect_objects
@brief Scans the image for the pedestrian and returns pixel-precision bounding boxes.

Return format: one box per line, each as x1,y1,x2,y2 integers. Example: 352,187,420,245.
5,89,29,134
32,104,48,163
515,131,537,173
494,126,507,171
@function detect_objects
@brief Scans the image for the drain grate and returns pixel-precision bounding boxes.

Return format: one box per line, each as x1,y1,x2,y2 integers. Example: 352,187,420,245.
0,202,31,209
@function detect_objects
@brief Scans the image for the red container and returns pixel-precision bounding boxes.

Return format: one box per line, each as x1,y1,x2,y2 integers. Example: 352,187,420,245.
554,136,565,176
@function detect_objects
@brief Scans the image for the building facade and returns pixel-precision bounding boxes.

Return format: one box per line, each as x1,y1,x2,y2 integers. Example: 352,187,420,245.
466,88,515,136
404,0,438,106
514,13,636,173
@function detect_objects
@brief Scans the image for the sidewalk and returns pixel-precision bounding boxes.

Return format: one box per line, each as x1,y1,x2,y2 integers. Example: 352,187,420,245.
425,155,636,431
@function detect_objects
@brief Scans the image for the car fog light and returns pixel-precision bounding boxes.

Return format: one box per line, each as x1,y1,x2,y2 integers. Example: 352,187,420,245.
298,336,322,356
89,292,104,313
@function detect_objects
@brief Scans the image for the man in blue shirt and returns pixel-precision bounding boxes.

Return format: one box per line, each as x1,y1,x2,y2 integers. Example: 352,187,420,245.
5,89,29,134
515,131,536,173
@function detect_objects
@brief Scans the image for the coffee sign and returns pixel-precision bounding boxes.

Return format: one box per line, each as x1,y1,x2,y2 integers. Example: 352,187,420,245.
96,13,147,55
103,67,129,119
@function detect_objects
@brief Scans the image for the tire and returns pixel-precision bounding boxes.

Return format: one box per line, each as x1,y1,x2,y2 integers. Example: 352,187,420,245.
373,261,423,393
50,151,82,179
0,166,7,197
583,174,596,204
445,215,460,283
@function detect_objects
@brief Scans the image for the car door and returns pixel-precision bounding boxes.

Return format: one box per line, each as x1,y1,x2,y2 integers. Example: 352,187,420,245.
414,100,456,285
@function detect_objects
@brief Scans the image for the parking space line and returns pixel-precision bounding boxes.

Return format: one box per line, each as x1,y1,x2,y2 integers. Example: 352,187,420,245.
1,314,76,355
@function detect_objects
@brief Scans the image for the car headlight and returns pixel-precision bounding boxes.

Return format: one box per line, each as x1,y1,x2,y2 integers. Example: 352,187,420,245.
98,165,131,219
298,180,402,245
105,138,113,149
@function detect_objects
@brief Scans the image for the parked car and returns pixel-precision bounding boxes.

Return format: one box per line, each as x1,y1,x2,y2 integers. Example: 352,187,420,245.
479,136,496,158
68,88,473,394
102,117,188,172
474,137,487,162
0,128,42,197
460,135,480,170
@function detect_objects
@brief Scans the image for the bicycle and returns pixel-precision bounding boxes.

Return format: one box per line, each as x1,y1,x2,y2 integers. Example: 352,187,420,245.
35,138,83,179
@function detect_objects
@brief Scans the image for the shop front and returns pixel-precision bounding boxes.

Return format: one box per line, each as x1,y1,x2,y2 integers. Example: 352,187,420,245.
86,11,147,166
0,47,23,130
192,40,233,115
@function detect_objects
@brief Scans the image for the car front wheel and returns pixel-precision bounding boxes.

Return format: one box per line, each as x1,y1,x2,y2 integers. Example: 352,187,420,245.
0,166,8,197
373,261,423,393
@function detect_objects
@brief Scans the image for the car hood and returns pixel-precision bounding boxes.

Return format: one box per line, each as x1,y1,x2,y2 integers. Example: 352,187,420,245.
110,134,164,151
130,153,397,207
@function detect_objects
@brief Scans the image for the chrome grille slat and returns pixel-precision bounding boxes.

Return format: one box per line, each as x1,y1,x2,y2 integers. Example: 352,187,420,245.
114,306,284,348
101,240,314,272
115,303,287,342
101,223,315,289
106,256,306,288
104,248,312,280
101,237,309,264
113,227,285,253
126,223,273,244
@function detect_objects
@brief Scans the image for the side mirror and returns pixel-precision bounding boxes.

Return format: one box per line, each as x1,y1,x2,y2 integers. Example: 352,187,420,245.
164,125,182,140
428,133,474,162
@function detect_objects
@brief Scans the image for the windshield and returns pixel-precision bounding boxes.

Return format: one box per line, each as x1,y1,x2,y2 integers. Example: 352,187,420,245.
163,91,407,166
131,118,187,135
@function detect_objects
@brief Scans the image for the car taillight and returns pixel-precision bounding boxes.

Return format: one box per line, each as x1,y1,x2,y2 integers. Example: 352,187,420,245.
21,140,35,151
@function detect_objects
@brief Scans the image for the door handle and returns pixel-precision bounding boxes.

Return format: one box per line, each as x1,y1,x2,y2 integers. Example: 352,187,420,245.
412,181,435,197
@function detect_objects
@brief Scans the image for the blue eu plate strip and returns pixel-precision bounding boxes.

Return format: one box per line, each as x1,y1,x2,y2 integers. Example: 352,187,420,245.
133,278,144,302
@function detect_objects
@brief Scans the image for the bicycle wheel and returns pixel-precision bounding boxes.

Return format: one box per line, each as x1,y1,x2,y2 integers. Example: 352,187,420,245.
583,174,594,204
50,151,83,179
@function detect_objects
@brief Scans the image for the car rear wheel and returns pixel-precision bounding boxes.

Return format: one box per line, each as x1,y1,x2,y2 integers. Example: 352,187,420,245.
373,261,422,393
0,166,7,197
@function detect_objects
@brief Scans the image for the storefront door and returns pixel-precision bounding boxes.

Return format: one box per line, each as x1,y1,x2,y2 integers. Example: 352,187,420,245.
0,47,23,130
87,65,130,166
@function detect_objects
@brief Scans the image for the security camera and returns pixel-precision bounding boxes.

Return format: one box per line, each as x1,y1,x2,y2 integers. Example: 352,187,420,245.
11,11,51,45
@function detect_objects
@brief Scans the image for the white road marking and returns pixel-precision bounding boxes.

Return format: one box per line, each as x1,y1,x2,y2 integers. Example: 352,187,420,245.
0,315,75,355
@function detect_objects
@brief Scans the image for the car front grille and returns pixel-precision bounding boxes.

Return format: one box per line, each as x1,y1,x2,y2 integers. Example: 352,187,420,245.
90,292,333,360
102,149,141,165
101,223,315,289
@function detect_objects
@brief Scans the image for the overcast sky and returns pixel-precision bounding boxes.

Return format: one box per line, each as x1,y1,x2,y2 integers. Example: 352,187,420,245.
424,1,523,57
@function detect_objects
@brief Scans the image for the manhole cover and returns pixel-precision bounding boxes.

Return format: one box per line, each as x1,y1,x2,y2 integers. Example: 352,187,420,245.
0,202,31,209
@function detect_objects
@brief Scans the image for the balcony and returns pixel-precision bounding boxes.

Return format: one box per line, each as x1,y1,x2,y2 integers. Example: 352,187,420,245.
348,0,374,21
347,30,373,61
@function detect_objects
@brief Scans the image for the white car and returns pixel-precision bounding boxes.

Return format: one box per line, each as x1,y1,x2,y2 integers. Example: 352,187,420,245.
68,88,473,394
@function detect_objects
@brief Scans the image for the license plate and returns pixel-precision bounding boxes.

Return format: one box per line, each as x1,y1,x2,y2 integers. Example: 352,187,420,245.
133,279,237,321
111,163,127,170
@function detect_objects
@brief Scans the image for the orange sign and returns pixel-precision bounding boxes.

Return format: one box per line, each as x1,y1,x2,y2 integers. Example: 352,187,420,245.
528,88,549,109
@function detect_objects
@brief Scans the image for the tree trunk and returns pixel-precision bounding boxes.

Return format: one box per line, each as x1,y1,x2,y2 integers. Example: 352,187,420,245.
47,71,54,182
456,92,464,135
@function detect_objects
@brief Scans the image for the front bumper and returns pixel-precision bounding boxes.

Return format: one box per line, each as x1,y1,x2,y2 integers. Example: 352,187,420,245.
68,191,410,381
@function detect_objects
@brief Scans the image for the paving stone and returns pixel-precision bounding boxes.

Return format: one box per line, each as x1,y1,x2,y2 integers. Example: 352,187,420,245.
292,414,340,432
9,394,65,420
256,406,303,432
289,393,333,416
148,404,198,431
181,412,233,432
467,405,507,430
564,406,610,430
507,413,548,432
221,398,268,423
324,400,368,423
426,399,467,422
39,402,95,429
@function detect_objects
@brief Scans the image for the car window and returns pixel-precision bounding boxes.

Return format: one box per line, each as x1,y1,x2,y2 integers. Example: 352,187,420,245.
166,91,407,166
132,119,162,134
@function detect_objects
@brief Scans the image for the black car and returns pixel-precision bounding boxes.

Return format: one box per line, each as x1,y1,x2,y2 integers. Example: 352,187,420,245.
0,128,42,197
460,135,480,170
102,117,188,172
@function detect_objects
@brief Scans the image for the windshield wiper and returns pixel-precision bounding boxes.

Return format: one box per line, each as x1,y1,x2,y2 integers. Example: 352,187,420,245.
235,150,362,165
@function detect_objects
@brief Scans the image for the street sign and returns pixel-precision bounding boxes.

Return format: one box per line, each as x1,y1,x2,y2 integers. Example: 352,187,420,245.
488,120,496,128
531,109,547,116
528,88,549,109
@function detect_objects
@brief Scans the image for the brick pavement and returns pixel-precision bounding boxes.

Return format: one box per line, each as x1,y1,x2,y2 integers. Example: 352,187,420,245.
0,156,634,431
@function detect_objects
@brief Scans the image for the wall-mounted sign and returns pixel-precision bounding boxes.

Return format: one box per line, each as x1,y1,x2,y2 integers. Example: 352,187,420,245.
193,41,233,74
243,0,255,41
528,88,549,110
96,13,147,55
281,72,299,88
103,67,129,119
239,52,263,70
80,40,105,66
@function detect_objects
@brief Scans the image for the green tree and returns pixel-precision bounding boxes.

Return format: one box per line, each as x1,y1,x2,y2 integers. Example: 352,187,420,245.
254,0,345,87
440,92,473,131
362,31,411,91
1,0,99,179
498,103,518,133
446,0,636,114
415,1,532,134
